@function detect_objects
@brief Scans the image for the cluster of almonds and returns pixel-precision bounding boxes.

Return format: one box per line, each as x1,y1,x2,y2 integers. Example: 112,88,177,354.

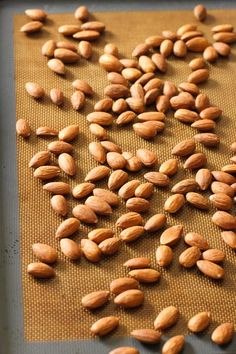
16,3,236,353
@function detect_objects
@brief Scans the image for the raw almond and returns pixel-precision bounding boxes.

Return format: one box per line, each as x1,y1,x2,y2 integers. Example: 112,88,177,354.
29,151,50,168
27,262,55,278
110,277,139,295
101,140,122,153
88,228,114,244
188,312,211,332
25,82,44,99
32,243,57,264
131,329,161,344
159,159,178,176
48,141,73,155
203,46,218,62
25,8,47,21
81,239,101,262
93,188,119,206
179,246,201,268
122,68,142,81
85,196,112,216
126,197,150,213
186,37,209,52
47,58,65,75
58,153,76,176
107,152,127,169
124,155,143,172
144,87,160,105
163,80,178,98
120,226,145,242
191,119,216,131
138,111,165,121
72,204,98,224
172,139,196,156
186,192,209,210
136,148,157,166
120,58,139,68
129,269,160,283
177,24,197,36
156,95,170,113
151,53,167,72
213,32,236,43
162,335,185,354
188,68,209,84
179,82,200,96
116,111,136,125
144,172,170,186
135,183,154,198
211,323,234,345
130,83,144,100
156,245,173,267
99,237,121,255
55,218,80,239
139,55,156,72
60,238,81,260
54,48,80,63
81,21,105,32
87,111,113,126
194,4,207,21
109,348,139,354
164,194,185,213
36,127,58,136
73,30,100,41
81,290,109,310
202,249,225,263
89,142,106,163
221,231,236,249
212,171,236,184
184,232,209,250
144,214,166,232
173,40,187,57
124,257,151,269
154,306,179,330
195,93,210,112
145,35,164,47
160,225,183,246
90,316,119,336
171,178,198,194
182,31,204,42
144,77,163,92
20,21,43,33
78,40,92,59
116,212,143,229
213,42,231,56
58,25,81,36
50,88,64,105
126,97,144,113
72,79,94,96
114,289,144,308
184,152,207,170
160,39,173,57
162,30,178,41
89,124,108,140
174,109,199,124
108,72,128,87
195,168,212,190
189,57,206,70
196,260,224,279
104,43,119,57
42,39,56,57
85,166,110,182
33,166,60,180
72,182,95,199
221,164,236,174
99,54,123,72
59,125,79,142
108,169,128,190
74,5,89,21
50,195,68,216
211,181,234,197
133,122,157,139
119,180,140,199
200,106,222,120
209,193,233,211
170,92,195,110
132,43,150,57
71,90,85,110
56,41,77,51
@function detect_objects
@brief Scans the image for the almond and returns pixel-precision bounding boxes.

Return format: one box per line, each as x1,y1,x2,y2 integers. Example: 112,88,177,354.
85,166,110,182
154,306,179,330
145,35,164,47
71,90,85,110
99,54,123,72
50,88,64,105
78,40,92,59
81,291,109,310
211,181,234,197
36,126,58,136
73,30,100,41
120,226,145,242
196,260,224,279
56,218,80,239
32,243,57,264
136,148,157,167
116,212,143,229
119,180,140,199
144,89,160,105
101,140,122,153
116,111,136,125
203,46,218,62
195,169,212,191
48,141,73,155
174,109,199,124
114,289,144,308
72,183,95,199
160,39,173,57
184,152,207,170
47,58,65,75
130,83,144,100
72,204,98,224
170,92,195,110
189,57,206,70
99,237,121,255
184,232,209,250
144,214,166,232
191,119,216,131
144,172,170,186
90,316,119,336
81,239,101,262
20,21,43,33
107,152,127,169
209,193,233,211
133,122,157,139
124,155,143,172
221,231,236,249
211,323,234,345
172,139,196,156
93,188,119,206
129,269,160,283
50,195,68,216
182,31,204,42
88,142,106,163
25,82,44,99
160,225,183,246
25,8,47,21
56,41,77,51
202,249,225,263
132,43,150,57
213,32,236,43
221,164,236,174
135,183,154,198
58,25,81,36
186,37,209,52
126,197,150,213
120,58,139,68
172,178,198,194
89,124,108,140
74,5,89,21
33,166,60,180
200,106,222,120
179,246,201,268
29,151,50,168
162,30,178,41
54,48,80,63
163,80,178,98
151,53,167,72
162,335,185,354
109,347,139,354
194,4,207,21
156,95,170,113
59,125,79,142
144,77,163,92
81,21,105,32
72,79,93,96
212,171,236,184
124,257,151,269
60,238,81,260
156,245,173,267
173,40,187,57
188,312,211,333
58,153,76,176
27,262,55,278
108,72,128,86
126,97,144,113
195,93,210,112
164,194,185,213
122,68,142,81
138,112,165,122
186,192,209,210
85,196,112,216
131,329,161,344
188,68,209,84
139,55,156,72
104,43,119,57
108,170,129,190
177,24,197,36
213,42,231,56
87,111,113,126
42,40,56,57
110,277,139,295
179,82,200,97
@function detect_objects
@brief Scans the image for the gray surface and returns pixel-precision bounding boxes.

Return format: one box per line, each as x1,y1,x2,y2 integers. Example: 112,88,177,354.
0,1,236,353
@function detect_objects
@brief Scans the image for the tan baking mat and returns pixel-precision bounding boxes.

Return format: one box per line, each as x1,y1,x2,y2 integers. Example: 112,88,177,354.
14,10,236,341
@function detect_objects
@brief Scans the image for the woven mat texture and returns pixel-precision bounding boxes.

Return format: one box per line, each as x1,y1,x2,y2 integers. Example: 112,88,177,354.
14,10,236,341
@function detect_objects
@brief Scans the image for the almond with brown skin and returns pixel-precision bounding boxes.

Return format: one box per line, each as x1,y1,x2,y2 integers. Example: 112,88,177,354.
195,168,212,191
145,34,164,47
132,43,150,57
116,111,136,125
156,95,170,113
110,277,139,295
156,245,173,267
72,79,94,96
85,196,112,216
37,127,58,137
221,164,236,174
212,171,236,185
47,58,65,75
152,53,167,72
20,21,43,33
50,195,68,216
99,54,123,72
122,68,142,81
25,8,47,21
81,239,101,262
120,58,139,68
104,43,119,57
59,125,79,142
78,40,92,59
99,237,121,255
186,192,209,210
81,21,105,32
195,93,210,112
85,166,110,182
184,152,207,170
109,347,139,354
87,111,113,126
185,232,209,250
213,42,231,56
87,229,114,245
33,166,60,180
89,142,106,163
108,170,129,190
89,124,108,140
108,72,128,87
177,24,197,36
159,159,178,176
133,123,157,139
73,30,100,41
56,218,80,239
188,68,209,84
162,30,178,41
29,151,50,168
211,323,234,345
25,82,44,99
202,249,225,263
211,181,234,197
135,183,154,198
58,25,81,36
203,46,218,62
139,55,156,72
131,329,161,344
194,4,207,21
107,152,127,170
71,90,85,110
164,194,185,213
27,262,55,278
130,83,144,100
171,139,196,156
42,39,56,57
160,225,183,246
32,243,57,264
186,37,209,52
81,290,110,310
160,39,173,58
124,155,143,172
189,57,206,70
54,48,80,63
221,231,236,249
191,119,216,131
136,148,157,167
116,212,143,229
72,183,95,199
126,197,150,213
93,188,119,206
154,306,179,330
144,172,170,186
58,153,76,176
213,32,236,43
173,40,187,57
170,92,195,110
48,141,73,155
124,257,151,269
144,77,163,92
163,80,178,98
74,5,89,21
144,214,166,232
209,193,233,211
179,246,201,268
56,41,77,51
212,211,236,230
126,97,144,113
101,141,122,153
60,238,81,260
171,178,199,194
180,81,201,95
197,260,224,279
50,88,64,105
174,109,199,124
120,226,145,242
144,89,159,106
114,289,144,308
119,180,140,200
188,312,211,333
162,335,185,354
90,316,119,336
72,204,98,224
200,106,222,120
129,269,160,283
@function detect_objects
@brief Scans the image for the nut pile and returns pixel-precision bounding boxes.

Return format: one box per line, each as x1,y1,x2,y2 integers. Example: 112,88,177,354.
16,3,236,353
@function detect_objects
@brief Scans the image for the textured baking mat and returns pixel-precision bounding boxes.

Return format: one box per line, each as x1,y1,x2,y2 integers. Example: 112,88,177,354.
14,10,236,341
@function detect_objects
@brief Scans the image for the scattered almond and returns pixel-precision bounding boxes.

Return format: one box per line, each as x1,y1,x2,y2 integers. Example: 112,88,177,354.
60,238,81,260
114,289,144,308
154,306,179,330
